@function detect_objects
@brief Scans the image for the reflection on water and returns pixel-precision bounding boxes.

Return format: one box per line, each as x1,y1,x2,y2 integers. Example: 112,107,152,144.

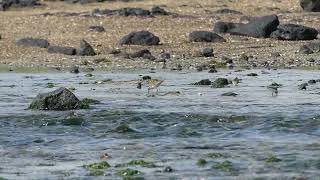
0,69,320,179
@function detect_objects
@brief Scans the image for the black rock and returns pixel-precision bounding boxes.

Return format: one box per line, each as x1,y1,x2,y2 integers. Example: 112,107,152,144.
201,48,214,57
208,68,218,73
120,31,160,46
16,38,49,48
78,39,96,56
270,24,318,40
193,79,212,85
142,75,151,80
211,78,229,88
48,46,77,55
129,49,155,60
29,87,81,110
299,42,320,54
214,8,242,14
163,166,173,172
308,79,317,84
229,15,279,38
151,6,169,15
213,21,243,33
300,0,320,12
298,83,308,90
189,31,226,43
89,25,105,32
247,73,258,76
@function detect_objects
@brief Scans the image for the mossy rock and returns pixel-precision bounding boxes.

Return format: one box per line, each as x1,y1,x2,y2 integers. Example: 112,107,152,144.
47,82,55,88
83,161,111,170
265,155,281,163
61,116,85,126
117,168,141,177
114,124,136,133
196,159,207,166
211,78,229,88
127,160,156,168
79,98,101,109
192,79,212,85
87,170,104,176
212,161,236,175
207,152,224,158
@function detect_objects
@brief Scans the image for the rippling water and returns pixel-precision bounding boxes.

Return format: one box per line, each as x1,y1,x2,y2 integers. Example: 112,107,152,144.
0,69,320,179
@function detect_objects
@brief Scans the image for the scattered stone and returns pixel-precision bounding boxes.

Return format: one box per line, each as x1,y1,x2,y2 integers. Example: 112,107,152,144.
192,79,212,85
129,49,156,60
120,31,160,46
48,46,77,55
211,78,229,88
29,87,81,110
213,22,243,33
151,6,169,15
214,8,242,14
189,31,226,43
201,48,214,57
16,38,50,48
78,39,96,56
300,0,320,12
270,24,318,41
89,25,105,32
308,79,316,84
221,92,238,97
229,15,279,38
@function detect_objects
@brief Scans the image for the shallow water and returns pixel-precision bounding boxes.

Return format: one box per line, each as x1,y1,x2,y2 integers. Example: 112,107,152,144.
0,69,320,179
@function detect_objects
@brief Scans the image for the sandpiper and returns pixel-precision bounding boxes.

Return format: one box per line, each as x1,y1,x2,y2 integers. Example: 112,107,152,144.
147,79,165,94
267,86,278,96
232,77,240,86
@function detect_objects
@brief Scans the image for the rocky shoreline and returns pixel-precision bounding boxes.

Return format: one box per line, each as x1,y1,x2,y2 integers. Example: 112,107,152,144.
1,0,320,70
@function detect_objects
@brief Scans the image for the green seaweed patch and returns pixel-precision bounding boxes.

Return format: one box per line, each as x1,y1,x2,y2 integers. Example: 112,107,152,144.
127,160,156,168
212,161,237,175
61,116,84,126
123,177,145,180
87,170,104,176
197,158,207,167
117,168,141,177
47,82,55,88
266,155,282,163
0,177,8,180
207,152,224,158
79,98,100,109
114,124,136,133
83,161,111,170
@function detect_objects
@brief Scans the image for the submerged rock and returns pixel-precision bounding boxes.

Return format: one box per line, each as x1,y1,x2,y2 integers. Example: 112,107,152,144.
70,66,80,74
229,15,279,38
120,31,160,46
270,24,318,40
189,31,226,43
192,79,212,85
29,87,80,110
78,39,96,56
114,124,136,133
211,78,229,88
221,92,238,96
16,38,50,48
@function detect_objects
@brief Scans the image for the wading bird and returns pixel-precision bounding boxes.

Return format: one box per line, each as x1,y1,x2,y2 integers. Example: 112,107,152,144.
267,86,278,96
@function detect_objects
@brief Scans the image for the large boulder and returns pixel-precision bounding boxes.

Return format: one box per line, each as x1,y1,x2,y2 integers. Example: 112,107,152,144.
300,0,320,12
270,24,318,40
213,22,243,33
229,15,279,38
48,45,77,55
78,39,96,56
16,38,50,48
29,87,80,110
120,31,160,46
189,31,226,43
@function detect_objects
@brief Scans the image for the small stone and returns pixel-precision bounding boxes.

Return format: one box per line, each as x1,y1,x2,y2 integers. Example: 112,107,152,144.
201,48,214,57
78,39,96,56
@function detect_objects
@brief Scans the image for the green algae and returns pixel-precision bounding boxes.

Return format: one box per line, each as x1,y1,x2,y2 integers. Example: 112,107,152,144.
83,161,111,170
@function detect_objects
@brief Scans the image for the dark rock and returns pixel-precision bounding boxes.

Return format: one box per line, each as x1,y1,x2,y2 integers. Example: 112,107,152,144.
247,73,258,76
299,42,320,54
29,87,80,110
0,0,41,11
221,92,238,96
213,21,243,33
142,76,151,80
114,123,136,133
271,52,281,57
151,6,169,15
270,24,318,40
239,16,256,23
214,8,242,14
70,66,79,74
78,39,96,56
307,58,315,62
120,31,160,46
201,48,214,57
130,49,155,60
16,38,49,48
298,83,308,90
308,79,316,84
189,31,226,43
300,0,320,12
48,46,77,55
229,15,279,38
192,79,212,85
211,78,229,88
89,25,105,32
208,68,218,73
110,49,122,54
163,166,173,173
